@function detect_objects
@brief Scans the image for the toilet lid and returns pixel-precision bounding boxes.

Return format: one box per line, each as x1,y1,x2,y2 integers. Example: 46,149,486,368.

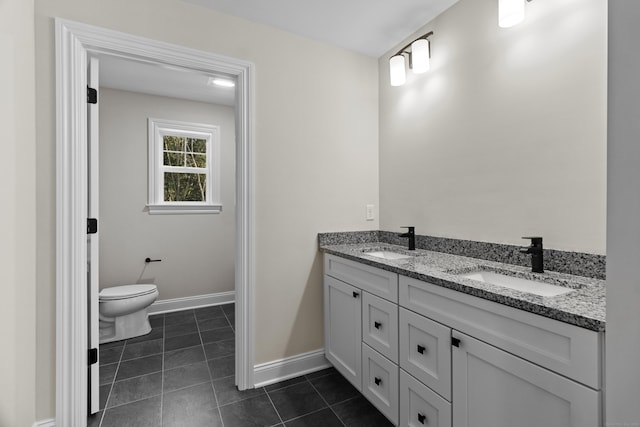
99,284,157,301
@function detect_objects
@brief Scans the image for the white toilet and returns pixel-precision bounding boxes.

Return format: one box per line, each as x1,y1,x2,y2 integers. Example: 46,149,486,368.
99,284,159,344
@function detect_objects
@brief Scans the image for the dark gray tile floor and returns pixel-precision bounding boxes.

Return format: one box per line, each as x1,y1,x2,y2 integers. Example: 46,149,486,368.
89,304,392,427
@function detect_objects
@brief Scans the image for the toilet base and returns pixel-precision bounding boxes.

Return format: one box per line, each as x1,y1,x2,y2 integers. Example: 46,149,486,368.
99,308,152,344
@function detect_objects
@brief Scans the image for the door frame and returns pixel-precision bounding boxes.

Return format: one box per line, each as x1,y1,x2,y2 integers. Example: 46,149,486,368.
55,18,255,426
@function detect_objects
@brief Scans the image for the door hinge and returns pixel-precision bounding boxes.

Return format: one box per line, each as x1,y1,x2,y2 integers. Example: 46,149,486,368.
87,218,98,234
87,86,98,104
88,348,98,365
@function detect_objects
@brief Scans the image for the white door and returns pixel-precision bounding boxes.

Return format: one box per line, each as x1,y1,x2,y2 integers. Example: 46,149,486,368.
87,56,100,415
451,331,601,427
324,275,362,390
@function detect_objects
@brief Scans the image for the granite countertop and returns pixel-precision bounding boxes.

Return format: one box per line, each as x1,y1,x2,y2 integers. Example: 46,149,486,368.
320,242,605,332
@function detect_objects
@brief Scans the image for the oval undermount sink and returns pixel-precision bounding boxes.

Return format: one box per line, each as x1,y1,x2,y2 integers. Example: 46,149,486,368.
365,251,413,260
461,270,576,297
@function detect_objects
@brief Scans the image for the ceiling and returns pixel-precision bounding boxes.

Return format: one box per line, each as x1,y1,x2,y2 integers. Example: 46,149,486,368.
98,54,236,106
183,0,459,58
99,0,459,105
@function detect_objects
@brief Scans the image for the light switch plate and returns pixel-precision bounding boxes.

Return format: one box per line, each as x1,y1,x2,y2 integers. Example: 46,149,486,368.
366,204,375,221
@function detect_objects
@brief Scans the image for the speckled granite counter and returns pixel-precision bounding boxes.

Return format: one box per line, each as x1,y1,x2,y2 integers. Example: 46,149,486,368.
320,242,605,332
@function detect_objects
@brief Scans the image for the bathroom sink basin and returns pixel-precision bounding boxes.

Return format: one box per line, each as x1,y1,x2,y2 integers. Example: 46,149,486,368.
460,270,576,297
365,251,414,260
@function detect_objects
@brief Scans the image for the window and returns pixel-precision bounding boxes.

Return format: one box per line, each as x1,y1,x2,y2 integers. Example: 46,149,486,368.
148,118,221,214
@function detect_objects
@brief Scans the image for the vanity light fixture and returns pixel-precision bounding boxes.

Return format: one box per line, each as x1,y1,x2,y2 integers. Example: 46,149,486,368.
499,0,533,28
389,31,433,87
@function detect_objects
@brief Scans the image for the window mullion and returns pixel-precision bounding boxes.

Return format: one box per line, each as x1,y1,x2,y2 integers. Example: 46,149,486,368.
163,166,206,174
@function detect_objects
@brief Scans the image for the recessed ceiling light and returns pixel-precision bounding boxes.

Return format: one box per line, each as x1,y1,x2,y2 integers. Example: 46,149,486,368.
208,77,235,88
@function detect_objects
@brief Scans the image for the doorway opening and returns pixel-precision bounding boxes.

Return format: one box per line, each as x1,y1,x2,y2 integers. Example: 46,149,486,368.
55,18,255,426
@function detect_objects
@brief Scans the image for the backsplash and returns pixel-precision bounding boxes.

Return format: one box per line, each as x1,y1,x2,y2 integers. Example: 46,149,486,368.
318,231,605,280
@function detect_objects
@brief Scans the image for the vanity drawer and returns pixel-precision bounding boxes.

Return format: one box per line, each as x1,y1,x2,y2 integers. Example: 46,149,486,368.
400,370,451,427
399,275,602,389
363,292,399,363
399,308,451,401
362,343,399,425
325,254,398,302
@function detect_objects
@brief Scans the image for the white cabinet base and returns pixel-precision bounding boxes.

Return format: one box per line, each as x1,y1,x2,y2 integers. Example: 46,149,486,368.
324,254,603,427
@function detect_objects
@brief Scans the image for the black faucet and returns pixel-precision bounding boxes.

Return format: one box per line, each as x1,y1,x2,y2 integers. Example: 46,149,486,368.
399,226,416,250
520,237,543,273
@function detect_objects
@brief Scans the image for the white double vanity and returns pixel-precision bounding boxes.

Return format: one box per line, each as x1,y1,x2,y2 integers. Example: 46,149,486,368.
323,252,603,427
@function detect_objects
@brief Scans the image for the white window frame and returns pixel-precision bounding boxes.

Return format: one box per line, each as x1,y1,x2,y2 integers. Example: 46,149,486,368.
148,118,222,214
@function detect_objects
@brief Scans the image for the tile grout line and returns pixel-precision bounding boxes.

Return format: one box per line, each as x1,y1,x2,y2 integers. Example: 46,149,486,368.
306,377,348,427
108,368,164,384
101,392,165,411
264,387,286,426
222,304,234,333
214,383,267,409
280,405,334,425
159,313,165,427
99,335,128,426
195,308,226,427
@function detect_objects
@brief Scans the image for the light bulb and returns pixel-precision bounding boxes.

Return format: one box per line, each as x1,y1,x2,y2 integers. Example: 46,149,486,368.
389,55,406,86
499,0,525,28
411,39,430,74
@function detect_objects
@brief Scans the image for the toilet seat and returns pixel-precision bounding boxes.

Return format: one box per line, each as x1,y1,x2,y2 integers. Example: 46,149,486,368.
99,284,157,301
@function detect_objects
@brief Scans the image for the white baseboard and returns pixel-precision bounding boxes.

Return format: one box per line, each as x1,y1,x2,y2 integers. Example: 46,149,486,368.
253,349,331,388
148,291,235,315
33,419,55,427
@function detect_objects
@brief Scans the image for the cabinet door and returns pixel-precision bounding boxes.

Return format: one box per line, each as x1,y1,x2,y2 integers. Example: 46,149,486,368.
399,308,451,401
363,292,399,362
452,332,601,427
362,343,399,425
400,370,451,427
324,275,362,390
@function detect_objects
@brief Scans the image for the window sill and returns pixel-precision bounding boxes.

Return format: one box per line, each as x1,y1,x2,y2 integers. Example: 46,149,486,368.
146,204,222,215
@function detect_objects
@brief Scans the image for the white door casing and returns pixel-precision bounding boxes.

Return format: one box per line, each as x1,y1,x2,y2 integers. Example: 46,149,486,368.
55,18,255,427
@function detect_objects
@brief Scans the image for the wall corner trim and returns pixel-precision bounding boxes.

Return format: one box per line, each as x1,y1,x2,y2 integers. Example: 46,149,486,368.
253,349,331,388
33,419,55,427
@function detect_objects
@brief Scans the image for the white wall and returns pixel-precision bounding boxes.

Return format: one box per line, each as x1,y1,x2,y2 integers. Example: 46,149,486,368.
606,1,640,424
99,88,235,300
379,0,607,254
35,0,379,419
0,0,36,425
